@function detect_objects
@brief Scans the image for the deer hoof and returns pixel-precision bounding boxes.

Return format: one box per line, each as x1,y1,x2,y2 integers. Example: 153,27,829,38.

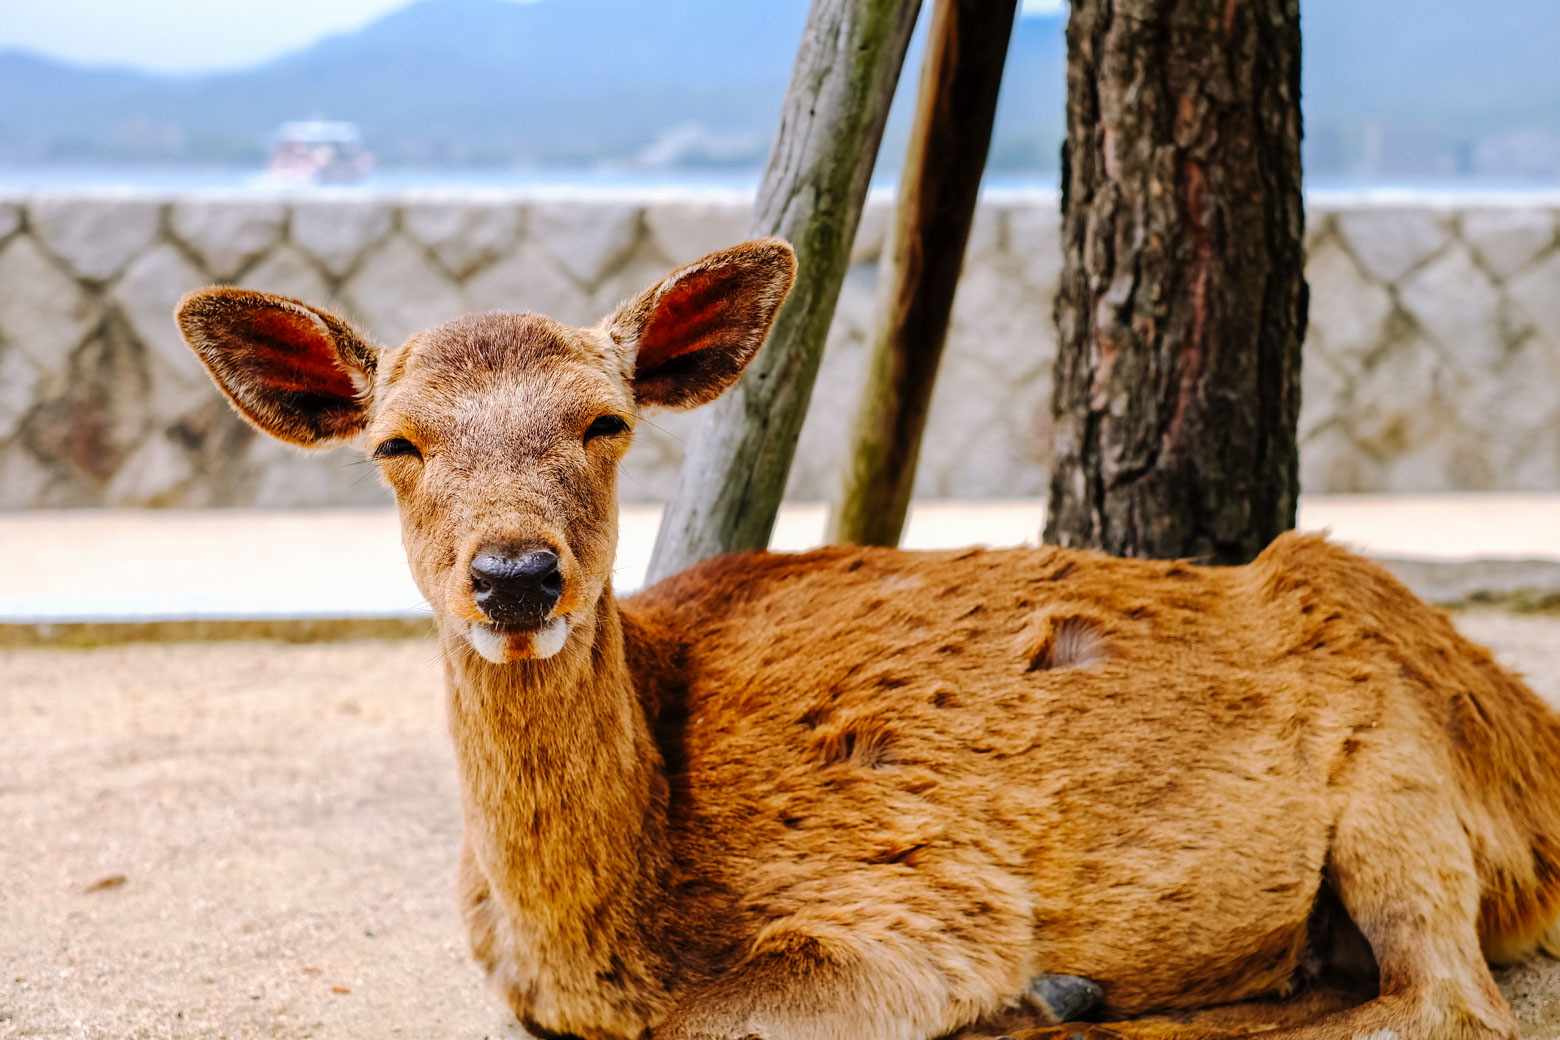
1028,973,1104,1024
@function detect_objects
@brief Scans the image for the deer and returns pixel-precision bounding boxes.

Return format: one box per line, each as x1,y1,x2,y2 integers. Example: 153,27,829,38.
175,237,1560,1040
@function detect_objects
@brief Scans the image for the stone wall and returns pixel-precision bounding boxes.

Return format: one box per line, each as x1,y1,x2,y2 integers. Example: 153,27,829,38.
0,189,1557,509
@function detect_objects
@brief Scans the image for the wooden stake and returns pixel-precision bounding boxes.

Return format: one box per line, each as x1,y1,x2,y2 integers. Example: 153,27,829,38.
829,0,1020,547
646,0,923,584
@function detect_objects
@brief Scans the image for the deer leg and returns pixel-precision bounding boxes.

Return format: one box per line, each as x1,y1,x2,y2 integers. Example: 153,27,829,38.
1099,786,1507,1040
650,942,958,1040
1215,780,1518,1040
1022,800,1514,1040
652,938,1098,1040
965,781,1515,1040
951,980,1369,1040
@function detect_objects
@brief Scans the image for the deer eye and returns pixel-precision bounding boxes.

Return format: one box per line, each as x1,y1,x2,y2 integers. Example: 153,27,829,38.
584,415,630,442
373,437,422,461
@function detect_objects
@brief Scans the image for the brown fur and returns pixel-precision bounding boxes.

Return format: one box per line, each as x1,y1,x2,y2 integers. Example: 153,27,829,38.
175,239,1560,1040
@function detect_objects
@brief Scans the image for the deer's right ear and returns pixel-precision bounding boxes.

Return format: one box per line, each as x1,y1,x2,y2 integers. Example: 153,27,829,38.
175,288,379,448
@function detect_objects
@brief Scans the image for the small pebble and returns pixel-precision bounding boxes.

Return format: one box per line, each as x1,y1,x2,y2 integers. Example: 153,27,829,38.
1030,973,1104,1023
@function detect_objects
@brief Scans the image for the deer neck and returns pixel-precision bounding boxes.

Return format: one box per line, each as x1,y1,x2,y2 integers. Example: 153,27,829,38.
441,590,669,948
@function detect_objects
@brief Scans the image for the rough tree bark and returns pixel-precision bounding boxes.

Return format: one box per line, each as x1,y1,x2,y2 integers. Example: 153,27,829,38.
829,0,1019,547
1044,0,1307,565
647,0,923,584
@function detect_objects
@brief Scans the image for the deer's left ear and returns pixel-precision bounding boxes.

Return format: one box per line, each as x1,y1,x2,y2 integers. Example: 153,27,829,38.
606,238,796,410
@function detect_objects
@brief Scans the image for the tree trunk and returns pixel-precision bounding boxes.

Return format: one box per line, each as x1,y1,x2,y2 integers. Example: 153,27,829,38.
829,0,1019,548
646,0,923,584
1044,0,1307,565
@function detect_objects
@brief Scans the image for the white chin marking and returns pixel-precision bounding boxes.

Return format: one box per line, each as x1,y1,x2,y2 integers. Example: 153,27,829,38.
467,616,570,664
532,616,569,659
467,622,510,664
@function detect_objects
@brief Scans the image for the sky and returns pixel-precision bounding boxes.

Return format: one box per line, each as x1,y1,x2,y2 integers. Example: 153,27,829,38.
0,0,1069,74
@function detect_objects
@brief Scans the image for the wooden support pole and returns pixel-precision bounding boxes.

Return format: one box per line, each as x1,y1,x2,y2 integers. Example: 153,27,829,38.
828,0,1019,547
645,0,923,585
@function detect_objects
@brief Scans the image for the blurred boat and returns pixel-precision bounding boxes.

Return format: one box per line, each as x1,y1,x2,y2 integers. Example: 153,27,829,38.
267,121,374,185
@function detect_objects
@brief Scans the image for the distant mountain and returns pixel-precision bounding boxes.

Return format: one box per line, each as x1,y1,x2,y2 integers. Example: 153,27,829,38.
0,0,813,167
1,0,1558,178
1301,0,1560,176
984,15,1067,171
1303,0,1560,126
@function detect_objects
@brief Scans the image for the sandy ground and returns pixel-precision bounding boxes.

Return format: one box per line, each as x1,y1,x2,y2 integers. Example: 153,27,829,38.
3,613,1560,1040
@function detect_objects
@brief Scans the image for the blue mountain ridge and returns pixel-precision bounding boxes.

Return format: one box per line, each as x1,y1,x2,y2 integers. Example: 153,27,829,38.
1,0,1555,176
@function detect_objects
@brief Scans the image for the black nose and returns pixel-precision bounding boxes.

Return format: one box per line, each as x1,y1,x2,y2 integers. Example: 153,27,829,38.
470,547,562,624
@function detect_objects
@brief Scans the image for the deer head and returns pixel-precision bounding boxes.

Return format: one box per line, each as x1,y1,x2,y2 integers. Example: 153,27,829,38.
176,239,796,664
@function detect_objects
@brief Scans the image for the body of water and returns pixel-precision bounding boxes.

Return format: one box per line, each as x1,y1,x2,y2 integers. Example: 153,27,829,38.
1,166,1557,199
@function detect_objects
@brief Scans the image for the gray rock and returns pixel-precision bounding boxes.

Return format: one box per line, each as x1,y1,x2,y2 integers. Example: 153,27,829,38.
340,234,464,344
1305,237,1393,366
1304,420,1391,495
0,443,66,508
1462,339,1560,489
528,202,644,287
0,191,1556,508
240,245,334,311
1461,208,1557,280
949,249,1055,381
23,323,149,488
1507,416,1560,491
141,350,225,433
1507,249,1560,350
29,196,162,282
463,239,594,326
0,343,42,443
1006,202,1064,297
589,239,690,319
644,201,750,269
1298,353,1352,442
1335,206,1450,284
824,258,881,343
786,365,862,500
1304,210,1337,254
919,352,1035,498
1399,244,1505,377
785,265,878,500
848,199,891,266
1348,335,1465,487
243,437,390,507
1300,421,1383,495
402,201,525,280
104,431,196,507
109,242,209,377
290,200,393,278
0,235,99,377
962,203,1006,271
1029,973,1104,1024
169,198,287,281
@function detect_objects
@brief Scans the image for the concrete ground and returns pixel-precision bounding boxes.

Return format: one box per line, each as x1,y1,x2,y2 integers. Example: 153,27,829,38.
5,613,1560,1039
4,495,1559,630
3,496,1559,1037
1,639,514,1040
